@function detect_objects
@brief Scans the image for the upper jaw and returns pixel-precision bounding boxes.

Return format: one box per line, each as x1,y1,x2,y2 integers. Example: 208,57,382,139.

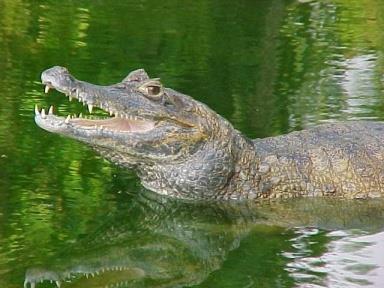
41,71,100,115
41,66,115,117
41,69,154,121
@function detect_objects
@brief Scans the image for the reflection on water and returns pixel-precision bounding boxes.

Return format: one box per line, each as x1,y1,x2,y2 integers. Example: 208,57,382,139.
22,192,255,288
340,54,380,119
20,196,384,288
278,0,384,130
1,0,384,287
285,229,384,287
322,231,384,287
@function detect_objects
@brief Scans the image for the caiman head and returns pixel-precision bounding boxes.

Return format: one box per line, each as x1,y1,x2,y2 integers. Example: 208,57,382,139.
35,66,251,199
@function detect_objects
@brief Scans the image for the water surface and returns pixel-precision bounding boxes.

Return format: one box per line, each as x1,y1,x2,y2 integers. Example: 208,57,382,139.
1,0,384,287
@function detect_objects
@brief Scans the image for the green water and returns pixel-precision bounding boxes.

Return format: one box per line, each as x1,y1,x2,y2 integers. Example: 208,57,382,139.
1,0,384,287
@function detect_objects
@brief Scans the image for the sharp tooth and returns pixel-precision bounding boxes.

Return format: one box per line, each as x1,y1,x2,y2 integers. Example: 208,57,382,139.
109,110,113,116
65,115,71,123
48,106,53,115
88,104,93,114
35,105,40,116
44,85,50,93
79,113,83,118
100,103,103,109
78,96,82,102
76,89,80,98
69,96,73,101
41,108,46,118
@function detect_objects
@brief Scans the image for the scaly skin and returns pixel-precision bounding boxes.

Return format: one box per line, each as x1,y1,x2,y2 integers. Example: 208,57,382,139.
228,122,384,200
35,66,384,200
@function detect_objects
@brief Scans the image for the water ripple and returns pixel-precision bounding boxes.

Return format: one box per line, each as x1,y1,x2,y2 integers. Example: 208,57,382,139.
283,228,384,287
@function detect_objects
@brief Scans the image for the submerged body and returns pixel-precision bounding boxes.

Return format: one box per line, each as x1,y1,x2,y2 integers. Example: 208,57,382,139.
35,66,384,200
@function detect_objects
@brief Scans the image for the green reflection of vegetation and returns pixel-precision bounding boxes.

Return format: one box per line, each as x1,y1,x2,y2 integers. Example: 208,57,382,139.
1,0,384,287
278,0,384,130
334,0,383,50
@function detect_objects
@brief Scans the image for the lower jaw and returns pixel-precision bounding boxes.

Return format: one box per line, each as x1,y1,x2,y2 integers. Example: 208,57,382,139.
70,117,156,133
35,106,156,134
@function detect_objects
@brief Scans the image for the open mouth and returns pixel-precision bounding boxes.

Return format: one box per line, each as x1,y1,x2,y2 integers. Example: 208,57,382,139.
35,83,156,134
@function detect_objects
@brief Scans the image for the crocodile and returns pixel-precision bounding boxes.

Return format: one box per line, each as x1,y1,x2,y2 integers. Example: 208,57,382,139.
35,66,384,201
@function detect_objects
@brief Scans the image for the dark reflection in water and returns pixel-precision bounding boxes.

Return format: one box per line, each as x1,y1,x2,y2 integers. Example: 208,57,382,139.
1,0,384,287
21,192,384,288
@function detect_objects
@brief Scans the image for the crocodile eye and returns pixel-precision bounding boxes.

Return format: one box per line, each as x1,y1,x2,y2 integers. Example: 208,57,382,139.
139,80,163,99
146,85,161,97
